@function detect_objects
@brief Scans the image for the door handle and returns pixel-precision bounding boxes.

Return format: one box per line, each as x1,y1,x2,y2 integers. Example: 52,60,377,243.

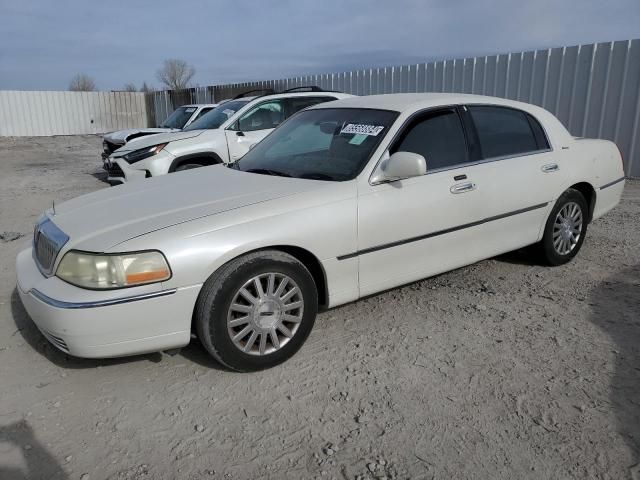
450,182,477,194
542,163,559,173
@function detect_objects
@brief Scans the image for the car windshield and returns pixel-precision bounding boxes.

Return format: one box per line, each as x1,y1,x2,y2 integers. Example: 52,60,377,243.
234,108,399,181
159,106,197,129
184,100,249,131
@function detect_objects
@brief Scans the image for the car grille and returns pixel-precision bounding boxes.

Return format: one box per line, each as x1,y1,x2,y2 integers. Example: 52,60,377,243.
33,218,69,276
105,161,125,178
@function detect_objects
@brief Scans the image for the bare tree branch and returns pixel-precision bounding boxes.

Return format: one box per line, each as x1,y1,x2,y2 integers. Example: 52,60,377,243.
156,59,195,90
122,83,137,92
69,74,96,92
140,82,155,93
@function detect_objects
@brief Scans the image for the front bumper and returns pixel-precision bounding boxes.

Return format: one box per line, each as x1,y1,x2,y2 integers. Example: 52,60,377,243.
16,248,199,359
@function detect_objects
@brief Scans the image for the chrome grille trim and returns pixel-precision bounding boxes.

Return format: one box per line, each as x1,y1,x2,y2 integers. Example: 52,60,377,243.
33,217,69,276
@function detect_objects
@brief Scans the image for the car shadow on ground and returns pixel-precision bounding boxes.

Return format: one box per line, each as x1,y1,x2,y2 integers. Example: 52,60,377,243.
0,420,67,480
495,247,540,266
589,264,640,469
89,170,109,184
10,288,228,371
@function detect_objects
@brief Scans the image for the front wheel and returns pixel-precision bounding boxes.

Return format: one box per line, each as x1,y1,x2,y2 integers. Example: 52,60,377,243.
195,250,318,372
538,188,588,266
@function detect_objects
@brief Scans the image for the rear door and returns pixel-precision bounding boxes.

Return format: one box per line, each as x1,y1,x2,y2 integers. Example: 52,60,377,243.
462,105,568,253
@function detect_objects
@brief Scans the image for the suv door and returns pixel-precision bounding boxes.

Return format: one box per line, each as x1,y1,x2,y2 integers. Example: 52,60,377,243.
225,96,338,162
356,107,493,296
225,99,287,162
463,105,567,252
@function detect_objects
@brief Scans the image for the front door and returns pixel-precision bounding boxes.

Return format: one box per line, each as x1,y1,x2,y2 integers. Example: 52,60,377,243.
356,107,493,297
225,99,286,162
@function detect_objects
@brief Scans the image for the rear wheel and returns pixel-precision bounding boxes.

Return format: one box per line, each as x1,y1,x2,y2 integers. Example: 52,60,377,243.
538,188,588,265
195,250,318,372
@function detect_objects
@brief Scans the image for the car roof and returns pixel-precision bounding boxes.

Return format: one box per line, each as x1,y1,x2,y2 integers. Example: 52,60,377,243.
181,103,219,108
310,93,544,113
220,91,353,103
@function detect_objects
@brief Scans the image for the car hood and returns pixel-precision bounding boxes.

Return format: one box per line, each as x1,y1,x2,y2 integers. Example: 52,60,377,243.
48,165,324,252
114,129,207,155
103,128,177,145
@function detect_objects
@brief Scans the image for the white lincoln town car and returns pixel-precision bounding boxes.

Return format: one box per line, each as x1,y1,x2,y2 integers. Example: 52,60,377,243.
16,93,625,371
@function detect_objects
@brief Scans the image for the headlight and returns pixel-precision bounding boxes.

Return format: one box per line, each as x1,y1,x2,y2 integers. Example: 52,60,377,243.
123,143,167,163
56,250,171,289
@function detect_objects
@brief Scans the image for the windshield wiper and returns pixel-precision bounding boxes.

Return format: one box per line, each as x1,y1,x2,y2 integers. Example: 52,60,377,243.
245,168,292,178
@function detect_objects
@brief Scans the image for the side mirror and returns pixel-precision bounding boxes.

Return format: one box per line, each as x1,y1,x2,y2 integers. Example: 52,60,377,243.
371,151,427,184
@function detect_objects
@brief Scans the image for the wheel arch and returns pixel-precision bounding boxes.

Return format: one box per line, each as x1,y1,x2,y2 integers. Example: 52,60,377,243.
169,152,223,172
191,244,330,331
568,182,596,222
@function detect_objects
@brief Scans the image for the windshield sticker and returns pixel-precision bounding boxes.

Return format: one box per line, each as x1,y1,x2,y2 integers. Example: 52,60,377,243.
222,109,235,118
185,107,196,113
340,123,385,136
348,134,368,145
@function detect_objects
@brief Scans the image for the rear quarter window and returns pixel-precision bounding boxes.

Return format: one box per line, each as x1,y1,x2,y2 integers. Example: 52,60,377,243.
468,106,549,159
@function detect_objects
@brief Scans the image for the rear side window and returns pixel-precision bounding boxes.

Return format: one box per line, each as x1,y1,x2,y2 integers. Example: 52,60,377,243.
392,109,468,171
468,106,548,159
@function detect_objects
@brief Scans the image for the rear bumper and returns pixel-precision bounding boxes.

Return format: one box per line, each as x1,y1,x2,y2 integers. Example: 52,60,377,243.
593,177,625,220
16,247,199,359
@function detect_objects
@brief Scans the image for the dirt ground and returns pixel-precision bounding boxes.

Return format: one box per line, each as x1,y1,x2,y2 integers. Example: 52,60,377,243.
0,135,638,480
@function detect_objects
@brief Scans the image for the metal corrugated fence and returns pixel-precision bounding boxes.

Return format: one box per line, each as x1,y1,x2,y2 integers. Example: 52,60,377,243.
0,90,148,136
1,40,638,175
149,39,640,176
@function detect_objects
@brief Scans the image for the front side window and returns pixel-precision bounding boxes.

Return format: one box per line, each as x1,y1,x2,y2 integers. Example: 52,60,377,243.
235,108,398,181
392,109,468,171
468,106,546,159
237,100,285,132
183,100,250,131
159,106,196,129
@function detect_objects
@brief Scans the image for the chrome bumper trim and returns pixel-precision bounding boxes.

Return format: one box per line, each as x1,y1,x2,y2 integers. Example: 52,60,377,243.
29,288,177,309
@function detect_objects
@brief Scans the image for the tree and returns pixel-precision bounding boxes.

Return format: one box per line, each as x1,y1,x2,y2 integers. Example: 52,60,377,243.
122,83,137,92
140,81,155,93
69,73,96,91
156,59,195,90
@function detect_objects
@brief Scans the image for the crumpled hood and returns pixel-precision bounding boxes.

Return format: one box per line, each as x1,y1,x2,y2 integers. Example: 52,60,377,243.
113,129,207,155
103,128,177,145
48,166,323,252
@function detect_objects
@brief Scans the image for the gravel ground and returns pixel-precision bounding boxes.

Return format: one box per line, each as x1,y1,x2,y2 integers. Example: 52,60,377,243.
0,135,638,480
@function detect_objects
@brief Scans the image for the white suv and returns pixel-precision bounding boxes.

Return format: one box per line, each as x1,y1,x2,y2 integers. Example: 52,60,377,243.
101,103,218,160
105,88,352,183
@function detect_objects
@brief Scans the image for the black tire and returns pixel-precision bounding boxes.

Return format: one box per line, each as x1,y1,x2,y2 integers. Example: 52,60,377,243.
195,250,318,372
175,162,206,171
538,188,589,266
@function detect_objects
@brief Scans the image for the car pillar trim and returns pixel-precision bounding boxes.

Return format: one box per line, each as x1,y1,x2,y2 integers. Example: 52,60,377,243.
336,202,550,260
29,288,178,310
599,177,625,190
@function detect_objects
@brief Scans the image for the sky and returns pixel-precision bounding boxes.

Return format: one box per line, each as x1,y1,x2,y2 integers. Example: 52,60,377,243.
1,0,639,91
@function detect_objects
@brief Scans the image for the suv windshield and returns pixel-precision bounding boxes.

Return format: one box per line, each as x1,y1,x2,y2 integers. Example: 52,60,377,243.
235,108,398,181
159,106,196,129
184,100,250,131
